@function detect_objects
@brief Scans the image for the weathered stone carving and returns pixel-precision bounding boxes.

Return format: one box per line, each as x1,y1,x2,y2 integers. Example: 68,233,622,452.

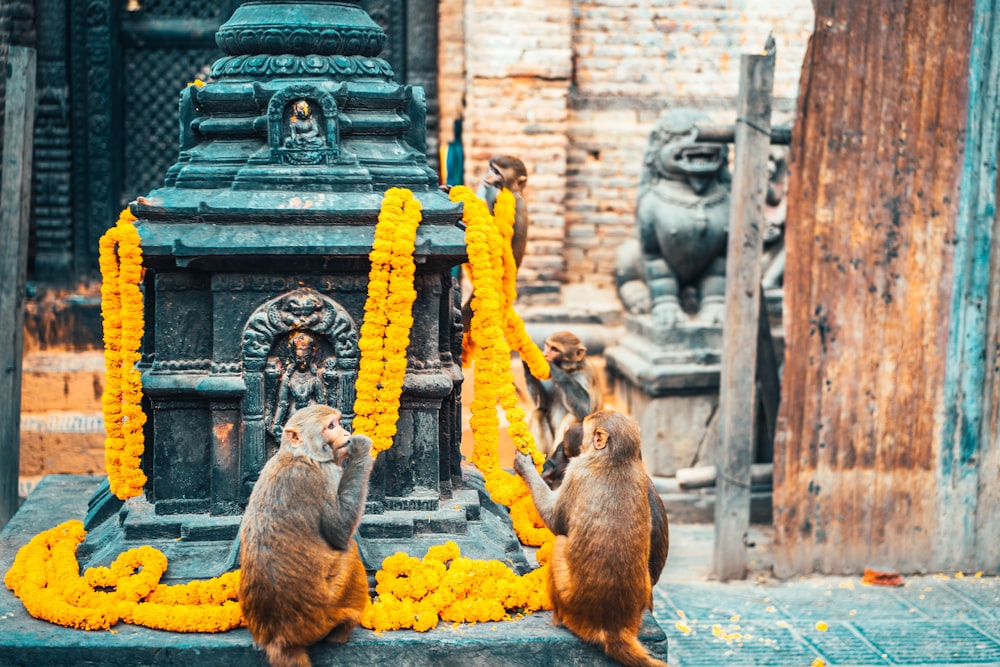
268,88,342,165
616,108,731,328
761,146,789,290
242,287,360,485
270,331,326,439
285,99,324,148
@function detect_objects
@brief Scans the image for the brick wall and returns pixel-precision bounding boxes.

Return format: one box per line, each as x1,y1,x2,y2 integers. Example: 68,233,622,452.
439,0,814,301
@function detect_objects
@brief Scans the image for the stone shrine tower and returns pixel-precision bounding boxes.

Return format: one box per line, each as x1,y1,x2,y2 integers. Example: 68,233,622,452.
80,0,526,580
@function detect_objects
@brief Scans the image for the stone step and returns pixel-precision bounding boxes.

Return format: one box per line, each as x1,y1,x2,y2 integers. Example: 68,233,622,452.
653,475,773,525
3,475,670,666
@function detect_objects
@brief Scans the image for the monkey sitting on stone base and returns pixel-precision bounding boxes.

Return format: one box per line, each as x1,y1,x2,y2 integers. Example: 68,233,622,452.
515,410,670,667
239,404,373,667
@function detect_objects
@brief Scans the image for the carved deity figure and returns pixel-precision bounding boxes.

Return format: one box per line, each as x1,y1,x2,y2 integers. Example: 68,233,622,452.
284,99,324,149
616,109,731,327
270,331,325,440
761,146,789,290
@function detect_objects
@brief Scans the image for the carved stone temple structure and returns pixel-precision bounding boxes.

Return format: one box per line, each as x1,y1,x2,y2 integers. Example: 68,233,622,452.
78,0,527,582
605,108,732,477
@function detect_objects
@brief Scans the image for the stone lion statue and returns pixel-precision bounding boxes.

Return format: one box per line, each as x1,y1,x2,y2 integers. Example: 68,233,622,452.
616,108,731,327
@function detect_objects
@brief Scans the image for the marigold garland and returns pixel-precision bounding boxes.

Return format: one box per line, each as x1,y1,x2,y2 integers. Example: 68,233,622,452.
460,189,549,381
352,187,421,456
448,186,552,547
360,540,551,633
3,521,243,632
7,188,558,636
99,208,147,500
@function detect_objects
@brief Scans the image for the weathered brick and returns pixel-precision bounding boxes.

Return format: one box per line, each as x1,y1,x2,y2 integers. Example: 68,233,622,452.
448,0,812,290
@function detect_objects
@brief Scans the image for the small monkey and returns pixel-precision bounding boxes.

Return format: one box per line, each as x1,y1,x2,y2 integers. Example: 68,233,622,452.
524,331,603,457
540,421,582,490
476,155,530,268
461,155,532,363
514,410,670,667
239,404,373,667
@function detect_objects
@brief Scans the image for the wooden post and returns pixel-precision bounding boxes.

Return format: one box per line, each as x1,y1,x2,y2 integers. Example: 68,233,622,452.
0,46,37,528
714,37,775,581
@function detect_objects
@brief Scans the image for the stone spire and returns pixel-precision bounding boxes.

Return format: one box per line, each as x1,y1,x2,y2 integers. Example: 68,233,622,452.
134,0,452,221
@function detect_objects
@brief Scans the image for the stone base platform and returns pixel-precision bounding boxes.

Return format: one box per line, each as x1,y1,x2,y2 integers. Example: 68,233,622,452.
0,475,667,666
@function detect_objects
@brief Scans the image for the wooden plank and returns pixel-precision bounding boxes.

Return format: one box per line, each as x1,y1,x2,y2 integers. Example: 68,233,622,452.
694,124,792,146
953,0,1000,571
0,46,37,528
713,37,775,581
774,0,974,576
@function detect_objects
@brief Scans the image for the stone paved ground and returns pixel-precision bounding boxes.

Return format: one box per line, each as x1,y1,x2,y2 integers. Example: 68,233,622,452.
657,525,1000,667
4,478,1000,666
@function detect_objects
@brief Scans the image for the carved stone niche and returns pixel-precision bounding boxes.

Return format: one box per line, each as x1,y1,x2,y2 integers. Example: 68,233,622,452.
240,287,359,499
267,85,344,166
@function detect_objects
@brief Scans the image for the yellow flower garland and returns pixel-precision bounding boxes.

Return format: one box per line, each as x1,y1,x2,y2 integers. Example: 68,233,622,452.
8,188,557,636
361,540,551,633
448,186,552,546
99,208,147,500
353,187,421,456
461,189,549,381
3,521,243,632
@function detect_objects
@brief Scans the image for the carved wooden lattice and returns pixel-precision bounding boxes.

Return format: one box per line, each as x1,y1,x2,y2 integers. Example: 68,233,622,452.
123,47,219,201
124,0,227,20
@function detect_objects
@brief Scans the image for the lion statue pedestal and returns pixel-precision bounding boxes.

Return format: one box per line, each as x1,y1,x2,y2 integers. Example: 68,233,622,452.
606,108,731,477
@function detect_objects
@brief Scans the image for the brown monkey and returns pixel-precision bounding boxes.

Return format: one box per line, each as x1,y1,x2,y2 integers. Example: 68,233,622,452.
476,155,530,268
461,155,532,363
541,421,582,490
524,331,603,457
514,410,670,667
239,404,373,667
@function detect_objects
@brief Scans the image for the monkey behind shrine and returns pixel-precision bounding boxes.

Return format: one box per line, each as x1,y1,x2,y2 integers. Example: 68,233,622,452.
515,410,669,667
525,330,603,457
239,404,373,667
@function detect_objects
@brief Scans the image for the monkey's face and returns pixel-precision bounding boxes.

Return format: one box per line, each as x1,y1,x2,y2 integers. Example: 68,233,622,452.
483,162,505,190
542,338,564,363
320,414,352,465
543,333,586,370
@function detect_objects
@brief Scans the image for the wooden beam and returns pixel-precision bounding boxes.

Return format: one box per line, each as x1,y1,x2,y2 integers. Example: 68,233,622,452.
714,37,775,581
0,46,37,528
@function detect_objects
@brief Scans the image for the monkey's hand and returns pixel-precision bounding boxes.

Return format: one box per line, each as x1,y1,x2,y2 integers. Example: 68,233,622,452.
346,435,373,464
513,451,538,480
513,450,558,529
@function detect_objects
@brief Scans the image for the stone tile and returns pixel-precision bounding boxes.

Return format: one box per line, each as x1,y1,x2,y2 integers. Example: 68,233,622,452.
853,620,1000,665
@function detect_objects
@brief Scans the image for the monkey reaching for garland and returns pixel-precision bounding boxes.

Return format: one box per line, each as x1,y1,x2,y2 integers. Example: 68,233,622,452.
459,155,532,363
524,331,603,457
475,154,531,268
514,410,670,667
239,404,373,667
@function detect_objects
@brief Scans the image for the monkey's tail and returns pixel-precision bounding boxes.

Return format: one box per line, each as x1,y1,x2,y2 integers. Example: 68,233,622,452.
602,630,669,667
265,642,312,667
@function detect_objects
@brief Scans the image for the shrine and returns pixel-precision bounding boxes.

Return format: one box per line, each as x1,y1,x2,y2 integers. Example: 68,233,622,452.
78,0,527,581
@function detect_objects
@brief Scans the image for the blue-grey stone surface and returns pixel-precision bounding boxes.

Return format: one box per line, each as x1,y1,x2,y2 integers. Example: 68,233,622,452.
0,475,666,666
